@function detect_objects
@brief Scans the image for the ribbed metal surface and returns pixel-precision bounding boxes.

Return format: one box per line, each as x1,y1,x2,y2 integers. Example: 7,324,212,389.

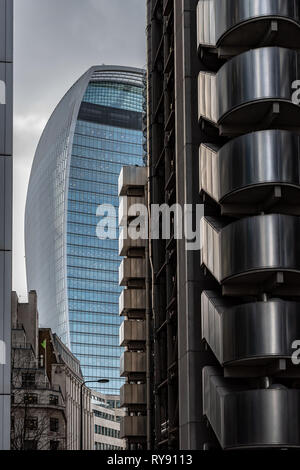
202,291,300,366
196,0,300,451
198,47,300,128
197,0,300,49
203,367,300,449
200,130,300,213
201,214,300,285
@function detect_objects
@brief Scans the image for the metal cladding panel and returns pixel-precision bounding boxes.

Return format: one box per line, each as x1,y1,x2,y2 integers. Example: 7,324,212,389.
198,72,217,123
221,214,300,282
197,0,300,48
0,0,13,62
201,217,227,283
0,2,12,449
197,0,216,47
0,252,11,396
0,155,12,250
203,367,300,449
0,62,12,155
216,47,300,124
202,291,300,365
202,214,300,284
200,130,300,206
0,396,10,449
218,130,300,201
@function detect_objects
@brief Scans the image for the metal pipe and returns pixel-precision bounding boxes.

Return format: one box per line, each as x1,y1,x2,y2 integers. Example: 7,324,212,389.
80,379,108,450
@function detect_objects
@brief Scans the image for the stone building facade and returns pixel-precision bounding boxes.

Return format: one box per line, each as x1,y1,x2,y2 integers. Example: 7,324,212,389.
11,291,93,450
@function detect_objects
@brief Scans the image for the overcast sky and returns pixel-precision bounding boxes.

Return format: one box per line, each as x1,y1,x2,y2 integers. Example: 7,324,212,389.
13,0,146,299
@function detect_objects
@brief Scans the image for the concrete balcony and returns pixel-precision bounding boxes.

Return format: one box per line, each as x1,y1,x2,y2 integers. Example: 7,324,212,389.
120,415,147,439
198,47,300,134
118,166,147,197
119,289,146,317
199,130,300,216
197,0,300,55
203,367,300,449
119,196,146,227
120,384,146,407
119,258,145,287
120,351,146,377
119,229,146,257
119,320,146,348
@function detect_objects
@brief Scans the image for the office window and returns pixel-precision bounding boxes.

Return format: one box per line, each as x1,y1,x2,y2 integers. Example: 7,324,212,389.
22,373,35,388
25,418,38,431
49,394,59,406
50,417,59,432
24,393,38,404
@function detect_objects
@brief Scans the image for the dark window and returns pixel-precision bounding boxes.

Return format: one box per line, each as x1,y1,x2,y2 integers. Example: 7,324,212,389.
78,102,142,131
50,440,60,451
24,440,37,451
50,418,59,432
49,394,59,406
24,393,38,404
22,373,35,388
25,417,38,431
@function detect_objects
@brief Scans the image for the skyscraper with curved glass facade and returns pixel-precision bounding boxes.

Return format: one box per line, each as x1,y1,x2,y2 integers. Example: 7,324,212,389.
25,66,144,394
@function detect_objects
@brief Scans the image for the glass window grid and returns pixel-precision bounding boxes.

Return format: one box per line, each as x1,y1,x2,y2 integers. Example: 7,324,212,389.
83,81,143,113
67,81,143,394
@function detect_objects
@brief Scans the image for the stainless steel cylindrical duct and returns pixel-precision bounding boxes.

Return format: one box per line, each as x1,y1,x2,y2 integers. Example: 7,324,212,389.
197,0,300,450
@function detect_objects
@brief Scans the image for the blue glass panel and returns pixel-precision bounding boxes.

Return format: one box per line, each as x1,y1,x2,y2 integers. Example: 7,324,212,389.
66,80,144,394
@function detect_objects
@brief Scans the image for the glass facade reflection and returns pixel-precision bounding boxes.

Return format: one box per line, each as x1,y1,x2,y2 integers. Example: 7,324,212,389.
25,66,144,394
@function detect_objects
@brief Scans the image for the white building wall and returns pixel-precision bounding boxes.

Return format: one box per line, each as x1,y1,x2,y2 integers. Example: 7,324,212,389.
92,391,125,450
